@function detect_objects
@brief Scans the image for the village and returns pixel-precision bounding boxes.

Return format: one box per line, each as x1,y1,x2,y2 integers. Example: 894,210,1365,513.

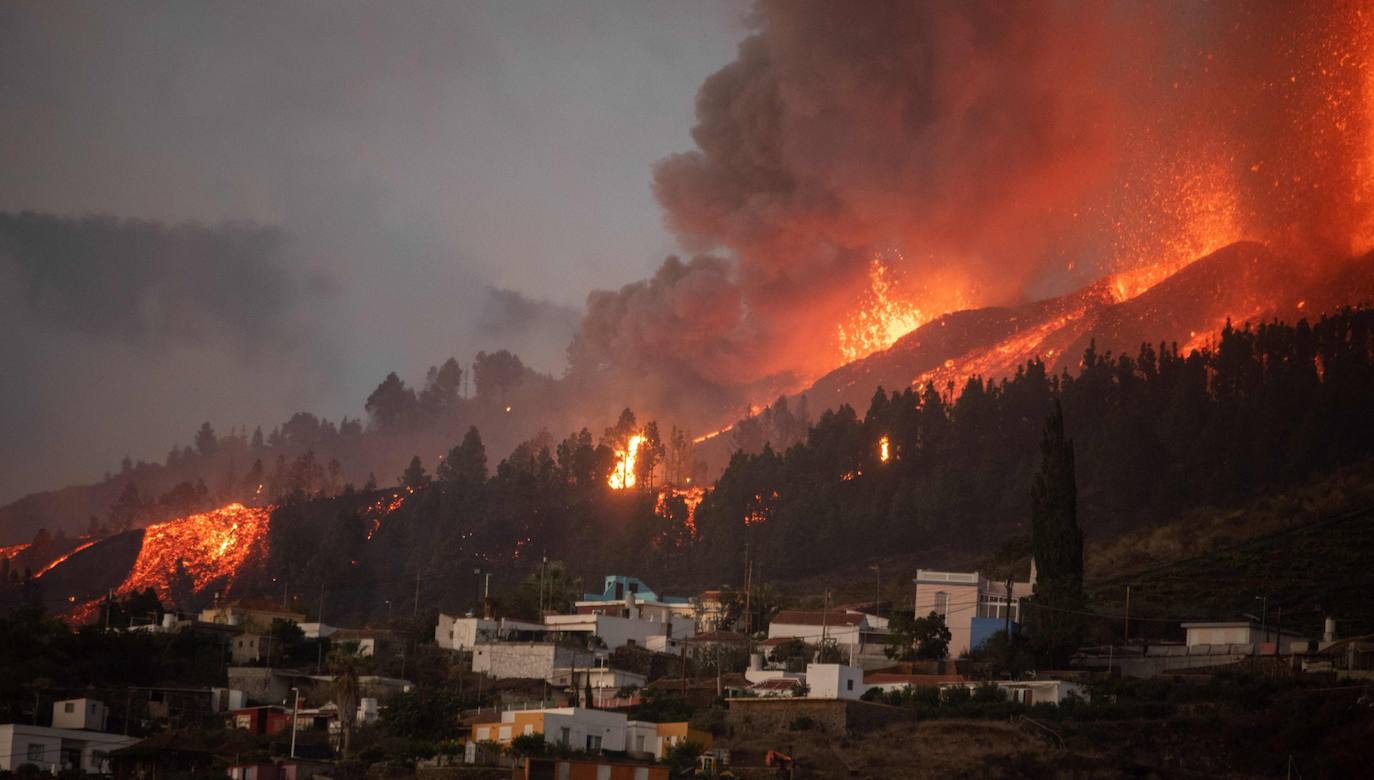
3,566,1371,779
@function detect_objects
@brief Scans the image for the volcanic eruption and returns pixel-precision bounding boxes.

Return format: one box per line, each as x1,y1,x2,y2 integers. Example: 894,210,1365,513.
570,0,1374,431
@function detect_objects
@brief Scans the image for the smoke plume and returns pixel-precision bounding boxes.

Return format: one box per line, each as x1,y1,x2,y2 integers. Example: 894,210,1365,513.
573,0,1374,418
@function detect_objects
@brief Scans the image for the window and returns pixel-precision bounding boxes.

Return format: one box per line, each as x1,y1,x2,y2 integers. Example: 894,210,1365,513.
847,679,854,691
586,734,602,752
523,724,534,736
560,727,571,745
27,743,45,763
64,702,75,713
498,726,511,741
934,591,949,616
635,735,645,752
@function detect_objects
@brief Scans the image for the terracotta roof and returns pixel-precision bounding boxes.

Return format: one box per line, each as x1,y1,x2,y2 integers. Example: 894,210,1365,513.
864,673,967,686
771,610,866,627
686,630,749,644
757,636,799,648
645,673,750,691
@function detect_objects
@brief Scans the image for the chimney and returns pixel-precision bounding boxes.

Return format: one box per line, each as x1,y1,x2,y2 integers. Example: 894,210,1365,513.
1323,617,1336,643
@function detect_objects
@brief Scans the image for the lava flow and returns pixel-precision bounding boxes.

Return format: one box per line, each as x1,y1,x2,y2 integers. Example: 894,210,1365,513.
117,502,273,602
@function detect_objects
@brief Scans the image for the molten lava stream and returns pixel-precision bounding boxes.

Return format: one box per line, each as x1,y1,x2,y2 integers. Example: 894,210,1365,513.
116,502,273,601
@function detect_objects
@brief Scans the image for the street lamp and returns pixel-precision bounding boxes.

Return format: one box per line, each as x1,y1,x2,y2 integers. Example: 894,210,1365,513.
288,687,300,759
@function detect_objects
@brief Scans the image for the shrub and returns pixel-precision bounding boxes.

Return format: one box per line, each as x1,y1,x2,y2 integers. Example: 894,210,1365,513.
510,733,548,758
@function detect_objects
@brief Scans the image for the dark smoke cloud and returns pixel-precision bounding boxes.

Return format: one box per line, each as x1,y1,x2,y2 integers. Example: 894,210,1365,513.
477,288,581,372
0,212,340,503
574,0,1374,419
0,213,320,350
577,1,1126,400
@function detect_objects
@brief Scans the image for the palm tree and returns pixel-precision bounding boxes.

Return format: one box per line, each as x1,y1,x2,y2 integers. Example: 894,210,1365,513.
328,647,360,757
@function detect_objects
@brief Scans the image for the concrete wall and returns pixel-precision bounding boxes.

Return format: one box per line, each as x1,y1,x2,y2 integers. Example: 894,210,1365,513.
767,622,862,646
435,614,496,650
471,643,576,680
806,664,865,700
0,725,136,772
228,668,292,705
51,699,106,731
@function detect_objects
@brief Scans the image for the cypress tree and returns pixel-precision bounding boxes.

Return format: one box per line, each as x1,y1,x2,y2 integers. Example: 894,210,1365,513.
1026,400,1085,666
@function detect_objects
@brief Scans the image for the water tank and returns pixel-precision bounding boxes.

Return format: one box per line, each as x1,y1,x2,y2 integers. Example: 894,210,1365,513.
749,653,764,671
358,697,379,724
1324,617,1336,643
162,612,177,629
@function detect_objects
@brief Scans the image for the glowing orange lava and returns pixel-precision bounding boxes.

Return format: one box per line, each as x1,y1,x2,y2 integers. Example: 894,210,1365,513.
878,435,890,463
117,502,273,601
608,434,643,490
34,539,99,579
0,543,28,562
837,254,967,363
363,492,407,540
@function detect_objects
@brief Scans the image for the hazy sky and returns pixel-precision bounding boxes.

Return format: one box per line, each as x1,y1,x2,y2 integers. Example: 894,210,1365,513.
0,1,747,501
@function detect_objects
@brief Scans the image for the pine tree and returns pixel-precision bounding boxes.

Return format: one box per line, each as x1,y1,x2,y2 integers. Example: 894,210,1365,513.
1025,400,1084,666
399,456,430,490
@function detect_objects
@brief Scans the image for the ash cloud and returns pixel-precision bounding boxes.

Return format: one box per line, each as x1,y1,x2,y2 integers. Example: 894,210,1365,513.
0,213,318,351
574,0,1374,418
0,212,339,504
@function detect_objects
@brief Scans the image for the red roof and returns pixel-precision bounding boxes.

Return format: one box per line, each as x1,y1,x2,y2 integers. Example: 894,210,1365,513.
863,673,967,686
686,630,749,644
770,610,866,627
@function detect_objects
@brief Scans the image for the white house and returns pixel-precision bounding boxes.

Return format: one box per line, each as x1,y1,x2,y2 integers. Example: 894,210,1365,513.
1181,621,1305,649
0,724,137,773
546,666,646,692
435,614,546,651
767,610,871,646
995,680,1086,706
912,567,1035,658
542,613,694,652
574,575,697,626
805,664,866,700
51,699,107,732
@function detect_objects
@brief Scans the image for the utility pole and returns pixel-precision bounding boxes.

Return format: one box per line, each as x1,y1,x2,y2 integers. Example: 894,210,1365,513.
1274,606,1283,658
1003,575,1014,642
822,590,830,649
288,687,300,759
413,570,421,618
1124,585,1132,644
539,556,548,617
743,540,753,638
873,563,882,619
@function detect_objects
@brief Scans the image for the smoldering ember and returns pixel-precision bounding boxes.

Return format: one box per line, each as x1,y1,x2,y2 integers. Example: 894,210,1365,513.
3,2,1374,778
